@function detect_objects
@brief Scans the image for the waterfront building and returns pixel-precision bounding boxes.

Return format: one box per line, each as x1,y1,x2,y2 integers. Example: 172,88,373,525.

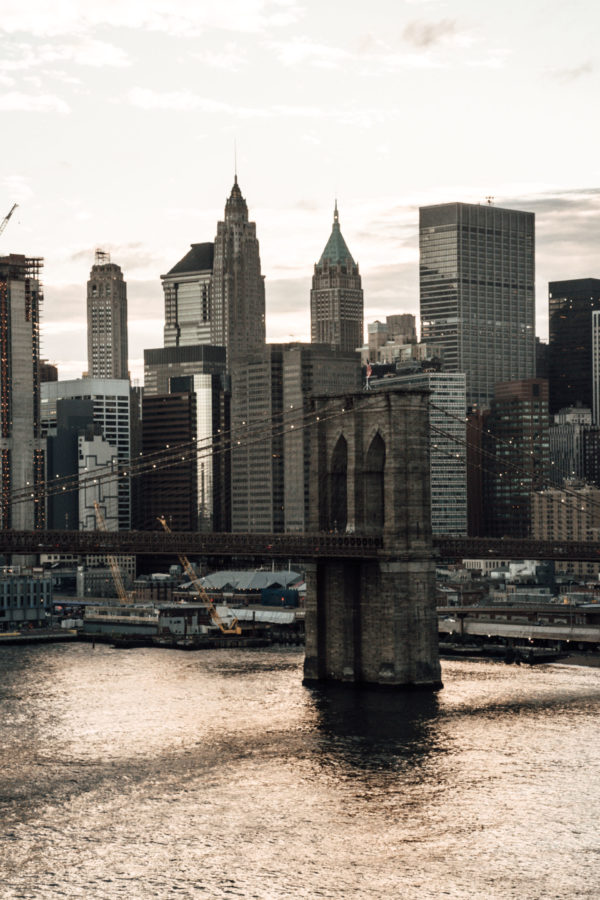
87,250,128,380
282,344,361,532
370,371,468,535
419,202,535,408
0,571,52,630
483,379,549,538
548,278,600,415
311,203,364,353
0,254,46,530
41,378,132,529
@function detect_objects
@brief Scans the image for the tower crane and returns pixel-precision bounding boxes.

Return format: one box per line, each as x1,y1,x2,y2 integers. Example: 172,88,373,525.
93,501,132,605
0,203,18,238
157,517,241,635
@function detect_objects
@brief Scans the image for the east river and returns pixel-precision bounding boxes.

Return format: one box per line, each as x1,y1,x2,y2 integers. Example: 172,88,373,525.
1,644,599,899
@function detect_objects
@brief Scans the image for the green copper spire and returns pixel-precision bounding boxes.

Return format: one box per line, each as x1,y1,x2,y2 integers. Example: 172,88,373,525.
318,200,355,266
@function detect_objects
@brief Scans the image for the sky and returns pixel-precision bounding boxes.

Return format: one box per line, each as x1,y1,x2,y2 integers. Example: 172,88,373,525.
1,0,600,383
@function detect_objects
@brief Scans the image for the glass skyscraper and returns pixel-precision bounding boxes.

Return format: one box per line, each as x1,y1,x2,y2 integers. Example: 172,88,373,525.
420,202,535,408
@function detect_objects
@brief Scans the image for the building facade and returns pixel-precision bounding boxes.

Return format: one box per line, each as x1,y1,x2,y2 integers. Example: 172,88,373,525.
0,254,46,530
548,278,600,415
41,378,132,529
532,482,600,578
420,202,535,408
87,250,128,380
162,243,214,348
483,379,550,538
211,177,266,365
311,203,364,353
143,344,227,396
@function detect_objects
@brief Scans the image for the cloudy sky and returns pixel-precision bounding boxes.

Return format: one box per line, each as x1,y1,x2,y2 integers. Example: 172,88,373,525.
1,0,599,382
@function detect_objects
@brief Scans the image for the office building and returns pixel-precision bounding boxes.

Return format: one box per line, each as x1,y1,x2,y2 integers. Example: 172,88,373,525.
282,344,361,532
420,202,535,408
548,278,600,415
42,378,132,529
591,310,600,425
311,202,364,353
371,371,468,535
162,243,214,348
549,405,593,485
140,373,230,532
230,345,284,533
0,572,52,630
143,344,227,395
0,254,46,530
532,482,600,578
212,177,266,365
483,379,549,538
87,250,128,380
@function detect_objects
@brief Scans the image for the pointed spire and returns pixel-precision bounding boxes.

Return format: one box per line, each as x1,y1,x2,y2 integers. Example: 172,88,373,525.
225,174,247,222
318,200,355,266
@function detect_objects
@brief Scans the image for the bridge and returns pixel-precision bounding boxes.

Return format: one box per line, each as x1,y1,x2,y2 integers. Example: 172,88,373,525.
0,530,597,562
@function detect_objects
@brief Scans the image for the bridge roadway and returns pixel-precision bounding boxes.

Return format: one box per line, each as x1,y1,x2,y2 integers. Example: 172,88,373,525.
0,530,599,561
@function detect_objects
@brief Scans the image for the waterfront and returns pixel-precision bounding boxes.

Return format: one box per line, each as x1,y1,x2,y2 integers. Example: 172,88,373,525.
1,645,599,899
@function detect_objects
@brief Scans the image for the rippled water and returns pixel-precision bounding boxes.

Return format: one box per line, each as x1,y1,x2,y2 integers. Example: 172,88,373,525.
1,644,599,899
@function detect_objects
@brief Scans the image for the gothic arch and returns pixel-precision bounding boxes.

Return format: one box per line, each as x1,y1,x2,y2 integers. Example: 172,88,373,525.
364,431,385,531
329,434,348,532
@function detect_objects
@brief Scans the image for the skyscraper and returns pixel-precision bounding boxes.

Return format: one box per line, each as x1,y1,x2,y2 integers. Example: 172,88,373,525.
212,177,266,365
420,202,535,408
162,243,214,348
87,250,128,380
548,278,600,415
0,254,46,529
311,202,363,353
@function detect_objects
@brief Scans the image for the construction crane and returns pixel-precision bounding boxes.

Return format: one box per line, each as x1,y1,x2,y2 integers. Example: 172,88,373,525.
94,501,132,605
0,203,18,238
157,516,241,635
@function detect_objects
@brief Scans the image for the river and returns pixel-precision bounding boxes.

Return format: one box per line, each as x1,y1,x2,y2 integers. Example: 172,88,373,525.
1,644,599,899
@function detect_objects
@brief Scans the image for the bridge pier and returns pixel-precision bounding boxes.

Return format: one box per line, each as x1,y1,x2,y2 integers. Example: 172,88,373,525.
303,387,442,690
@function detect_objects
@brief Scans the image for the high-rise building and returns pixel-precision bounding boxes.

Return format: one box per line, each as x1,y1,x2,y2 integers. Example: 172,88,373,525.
311,203,364,353
548,405,593,484
212,177,266,365
420,202,535,408
483,379,549,538
548,278,600,416
0,254,46,530
162,243,214,348
371,371,468,535
41,378,132,529
532,481,600,578
87,250,128,380
230,345,284,533
143,345,227,395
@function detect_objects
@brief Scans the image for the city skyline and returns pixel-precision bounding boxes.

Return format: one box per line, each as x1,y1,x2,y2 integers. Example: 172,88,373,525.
1,0,599,380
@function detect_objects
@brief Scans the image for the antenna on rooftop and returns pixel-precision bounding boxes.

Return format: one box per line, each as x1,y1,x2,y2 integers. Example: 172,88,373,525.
485,196,495,206
95,249,111,265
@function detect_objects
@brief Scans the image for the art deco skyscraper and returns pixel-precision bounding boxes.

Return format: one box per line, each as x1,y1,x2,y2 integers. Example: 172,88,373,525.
420,202,535,409
0,254,46,529
211,177,266,365
311,203,364,353
87,250,128,379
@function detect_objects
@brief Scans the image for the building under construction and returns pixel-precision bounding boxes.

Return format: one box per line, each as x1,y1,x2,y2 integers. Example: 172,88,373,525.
0,254,46,529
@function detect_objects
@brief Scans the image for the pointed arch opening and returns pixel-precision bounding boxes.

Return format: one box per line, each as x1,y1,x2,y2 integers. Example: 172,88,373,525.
329,435,348,532
364,432,386,531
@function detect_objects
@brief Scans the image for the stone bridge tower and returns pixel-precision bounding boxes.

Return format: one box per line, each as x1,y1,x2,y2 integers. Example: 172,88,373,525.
303,387,442,689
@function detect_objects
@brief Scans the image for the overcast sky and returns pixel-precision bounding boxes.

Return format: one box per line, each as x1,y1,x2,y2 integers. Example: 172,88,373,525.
1,0,599,382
